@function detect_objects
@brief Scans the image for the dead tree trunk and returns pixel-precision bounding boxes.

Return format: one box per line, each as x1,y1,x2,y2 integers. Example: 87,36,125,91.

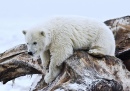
0,16,130,91
0,44,125,91
104,15,130,71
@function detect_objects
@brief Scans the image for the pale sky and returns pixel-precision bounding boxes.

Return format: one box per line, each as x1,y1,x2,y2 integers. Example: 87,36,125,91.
0,0,130,21
0,0,130,52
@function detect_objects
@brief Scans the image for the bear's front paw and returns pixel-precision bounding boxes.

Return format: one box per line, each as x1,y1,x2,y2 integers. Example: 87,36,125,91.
44,73,54,84
88,49,104,57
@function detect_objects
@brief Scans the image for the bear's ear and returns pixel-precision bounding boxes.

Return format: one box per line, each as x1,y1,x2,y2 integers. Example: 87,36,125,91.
40,31,45,36
22,30,27,35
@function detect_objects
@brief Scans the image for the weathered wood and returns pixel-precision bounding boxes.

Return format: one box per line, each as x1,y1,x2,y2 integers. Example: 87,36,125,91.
0,44,127,91
104,16,130,71
0,44,43,84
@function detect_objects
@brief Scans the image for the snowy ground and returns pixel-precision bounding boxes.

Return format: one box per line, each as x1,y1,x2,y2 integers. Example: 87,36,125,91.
0,19,44,91
0,75,42,91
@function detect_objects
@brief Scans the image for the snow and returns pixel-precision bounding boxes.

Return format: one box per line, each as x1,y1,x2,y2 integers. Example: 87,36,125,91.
68,83,86,90
0,75,41,91
54,89,65,91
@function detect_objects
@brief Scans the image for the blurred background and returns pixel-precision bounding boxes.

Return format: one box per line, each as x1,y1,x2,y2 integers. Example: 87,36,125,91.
0,0,130,91
0,0,130,53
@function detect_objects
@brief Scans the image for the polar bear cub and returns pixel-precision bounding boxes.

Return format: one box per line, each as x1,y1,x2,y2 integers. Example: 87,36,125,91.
22,16,115,83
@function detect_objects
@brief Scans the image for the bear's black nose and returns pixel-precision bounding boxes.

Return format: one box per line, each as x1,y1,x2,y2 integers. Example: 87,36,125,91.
28,52,33,56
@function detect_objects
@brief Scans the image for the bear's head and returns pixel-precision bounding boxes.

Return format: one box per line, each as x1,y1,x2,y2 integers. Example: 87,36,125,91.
22,30,48,57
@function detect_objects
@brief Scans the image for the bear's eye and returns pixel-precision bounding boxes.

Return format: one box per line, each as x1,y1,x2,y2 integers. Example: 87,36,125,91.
33,42,37,45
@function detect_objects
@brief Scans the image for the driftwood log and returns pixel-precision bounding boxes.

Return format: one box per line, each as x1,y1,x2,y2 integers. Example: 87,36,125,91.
0,16,130,91
104,16,130,71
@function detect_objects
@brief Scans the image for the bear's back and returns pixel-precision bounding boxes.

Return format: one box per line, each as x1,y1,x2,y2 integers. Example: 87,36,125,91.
45,16,110,34
44,16,114,50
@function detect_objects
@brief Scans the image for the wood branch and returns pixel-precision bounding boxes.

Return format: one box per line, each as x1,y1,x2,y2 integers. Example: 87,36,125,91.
104,16,130,54
0,44,43,84
0,44,129,91
104,16,130,71
118,24,130,31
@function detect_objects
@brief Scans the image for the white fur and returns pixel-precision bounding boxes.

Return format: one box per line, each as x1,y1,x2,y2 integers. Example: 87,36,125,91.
23,16,115,83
